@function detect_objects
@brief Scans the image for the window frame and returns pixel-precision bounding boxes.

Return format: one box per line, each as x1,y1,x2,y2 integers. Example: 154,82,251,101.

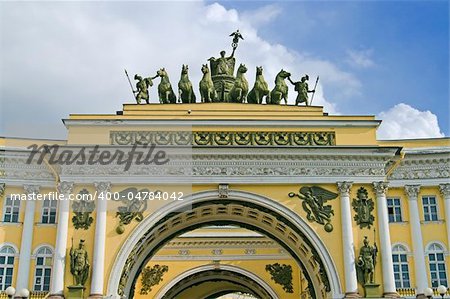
0,245,16,291
2,196,21,223
33,246,53,292
426,243,448,288
41,199,57,224
387,197,403,223
422,195,439,222
392,244,411,288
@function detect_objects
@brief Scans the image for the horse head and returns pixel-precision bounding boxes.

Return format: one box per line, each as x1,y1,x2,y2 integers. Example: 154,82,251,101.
157,68,167,78
256,66,263,76
201,64,209,74
277,69,291,79
181,64,189,75
238,64,248,74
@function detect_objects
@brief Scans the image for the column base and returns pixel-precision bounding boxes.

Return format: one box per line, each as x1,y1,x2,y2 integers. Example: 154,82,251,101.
383,291,401,298
88,294,104,299
47,295,65,299
344,291,361,298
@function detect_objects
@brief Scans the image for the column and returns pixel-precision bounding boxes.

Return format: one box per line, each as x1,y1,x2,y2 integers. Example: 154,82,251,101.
16,185,39,291
337,181,359,297
439,184,450,256
89,182,110,298
49,181,73,299
373,182,398,297
405,185,428,297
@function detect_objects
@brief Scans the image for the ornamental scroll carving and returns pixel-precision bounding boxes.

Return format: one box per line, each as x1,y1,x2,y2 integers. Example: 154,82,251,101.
265,263,294,293
352,187,375,229
139,264,169,295
110,131,335,147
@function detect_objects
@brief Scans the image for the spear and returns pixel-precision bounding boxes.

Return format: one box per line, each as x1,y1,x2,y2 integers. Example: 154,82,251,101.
124,69,137,100
310,76,320,105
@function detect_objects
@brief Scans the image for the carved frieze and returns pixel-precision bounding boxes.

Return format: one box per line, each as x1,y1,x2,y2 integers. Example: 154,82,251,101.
110,131,336,147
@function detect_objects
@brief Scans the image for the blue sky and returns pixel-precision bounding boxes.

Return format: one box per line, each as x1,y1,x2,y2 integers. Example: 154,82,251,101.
0,1,448,139
220,0,449,135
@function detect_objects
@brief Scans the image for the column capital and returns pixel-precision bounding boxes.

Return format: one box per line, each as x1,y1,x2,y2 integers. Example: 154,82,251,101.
0,183,5,197
404,185,420,200
94,182,111,193
337,182,353,196
439,184,450,198
24,184,40,195
57,181,74,194
373,181,389,196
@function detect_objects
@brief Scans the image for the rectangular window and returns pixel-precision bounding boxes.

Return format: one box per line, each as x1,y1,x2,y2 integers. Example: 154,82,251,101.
41,199,57,224
3,197,20,223
422,196,438,221
387,198,402,223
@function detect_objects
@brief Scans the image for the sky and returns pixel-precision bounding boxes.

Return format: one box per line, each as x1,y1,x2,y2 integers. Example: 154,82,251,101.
0,1,448,140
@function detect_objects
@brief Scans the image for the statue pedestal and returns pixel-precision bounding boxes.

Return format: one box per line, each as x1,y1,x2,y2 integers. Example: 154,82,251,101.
67,285,85,299
364,283,380,298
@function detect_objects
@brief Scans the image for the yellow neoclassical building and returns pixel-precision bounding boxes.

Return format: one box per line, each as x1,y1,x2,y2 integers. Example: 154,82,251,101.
0,103,449,299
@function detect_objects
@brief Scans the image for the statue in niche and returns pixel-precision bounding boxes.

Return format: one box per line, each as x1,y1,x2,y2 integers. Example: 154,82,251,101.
288,186,338,232
70,239,90,286
352,187,375,229
356,236,378,285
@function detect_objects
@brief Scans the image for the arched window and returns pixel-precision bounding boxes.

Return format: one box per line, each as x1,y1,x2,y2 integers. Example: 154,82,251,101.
392,244,410,288
427,243,448,287
33,246,53,291
0,246,16,291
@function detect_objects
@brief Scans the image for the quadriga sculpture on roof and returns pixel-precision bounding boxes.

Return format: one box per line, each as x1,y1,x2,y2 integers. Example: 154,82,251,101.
127,30,318,105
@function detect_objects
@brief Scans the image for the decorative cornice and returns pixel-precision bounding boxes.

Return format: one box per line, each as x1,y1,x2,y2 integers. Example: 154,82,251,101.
337,182,353,196
439,184,450,198
94,182,111,193
110,130,336,147
372,181,389,196
404,185,420,200
389,154,450,181
57,181,74,194
24,184,40,195
0,183,5,197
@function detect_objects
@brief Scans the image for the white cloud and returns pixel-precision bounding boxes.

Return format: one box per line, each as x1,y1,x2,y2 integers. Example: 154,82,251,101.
377,103,444,139
0,1,360,138
346,49,375,69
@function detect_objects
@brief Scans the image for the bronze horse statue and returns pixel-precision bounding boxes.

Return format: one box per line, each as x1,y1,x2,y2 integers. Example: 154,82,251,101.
247,66,270,104
269,69,290,105
199,64,217,103
229,64,249,103
156,68,176,104
178,64,196,103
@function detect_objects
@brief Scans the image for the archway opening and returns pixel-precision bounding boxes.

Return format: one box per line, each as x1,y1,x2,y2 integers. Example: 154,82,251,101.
109,191,341,299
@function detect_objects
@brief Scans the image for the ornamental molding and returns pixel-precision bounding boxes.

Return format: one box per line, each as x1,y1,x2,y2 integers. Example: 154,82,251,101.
23,184,40,195
404,185,420,199
110,130,336,147
0,183,5,197
337,182,353,196
165,239,276,248
388,154,450,181
94,181,111,193
372,181,389,196
57,181,74,194
439,184,450,198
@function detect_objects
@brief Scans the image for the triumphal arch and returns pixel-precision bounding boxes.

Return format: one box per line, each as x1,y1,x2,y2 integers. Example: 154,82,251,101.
1,32,449,299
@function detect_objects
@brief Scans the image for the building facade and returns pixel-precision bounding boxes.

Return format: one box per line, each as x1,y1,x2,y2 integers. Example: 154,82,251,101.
0,103,449,299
